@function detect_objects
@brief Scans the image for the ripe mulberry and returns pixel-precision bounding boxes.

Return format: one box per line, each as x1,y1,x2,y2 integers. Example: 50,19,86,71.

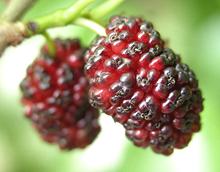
20,39,100,149
85,16,203,155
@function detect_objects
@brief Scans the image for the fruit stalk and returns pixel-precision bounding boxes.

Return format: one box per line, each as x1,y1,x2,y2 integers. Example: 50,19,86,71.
74,17,106,36
43,31,56,56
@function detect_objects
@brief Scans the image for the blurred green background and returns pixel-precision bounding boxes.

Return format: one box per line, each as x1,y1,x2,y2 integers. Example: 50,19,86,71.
0,0,220,171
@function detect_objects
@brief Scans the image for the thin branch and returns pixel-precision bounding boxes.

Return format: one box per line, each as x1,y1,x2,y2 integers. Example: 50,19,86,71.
0,0,122,56
0,22,28,55
1,0,37,22
0,0,37,56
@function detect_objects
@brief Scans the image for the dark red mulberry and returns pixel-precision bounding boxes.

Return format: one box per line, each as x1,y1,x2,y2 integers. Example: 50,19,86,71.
20,39,100,150
85,16,203,155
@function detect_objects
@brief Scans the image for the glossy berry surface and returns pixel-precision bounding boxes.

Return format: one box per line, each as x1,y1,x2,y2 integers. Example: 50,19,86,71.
85,16,203,155
20,39,100,149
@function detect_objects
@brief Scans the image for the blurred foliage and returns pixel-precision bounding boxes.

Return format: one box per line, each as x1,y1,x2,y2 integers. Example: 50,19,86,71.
0,1,5,12
0,0,220,172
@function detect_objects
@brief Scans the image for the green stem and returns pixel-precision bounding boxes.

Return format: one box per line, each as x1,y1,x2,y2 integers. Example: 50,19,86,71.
88,0,124,22
26,0,95,35
74,17,106,36
43,31,56,57
25,0,124,36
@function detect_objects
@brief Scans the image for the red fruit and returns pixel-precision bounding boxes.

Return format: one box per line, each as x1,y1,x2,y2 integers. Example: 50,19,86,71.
85,16,203,155
20,39,100,149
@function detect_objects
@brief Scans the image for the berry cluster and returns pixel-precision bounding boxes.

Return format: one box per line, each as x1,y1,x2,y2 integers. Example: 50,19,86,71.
20,39,100,149
85,16,203,155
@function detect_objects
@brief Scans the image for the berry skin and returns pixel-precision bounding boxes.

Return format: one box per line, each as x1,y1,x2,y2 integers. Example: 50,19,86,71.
85,16,203,155
20,39,100,150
